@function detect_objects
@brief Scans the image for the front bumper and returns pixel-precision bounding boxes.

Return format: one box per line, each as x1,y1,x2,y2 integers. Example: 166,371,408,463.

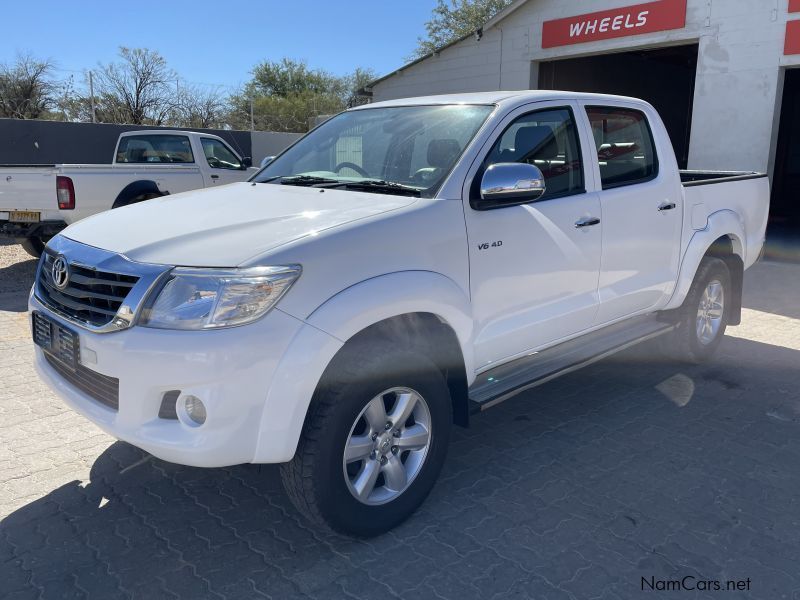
30,293,316,467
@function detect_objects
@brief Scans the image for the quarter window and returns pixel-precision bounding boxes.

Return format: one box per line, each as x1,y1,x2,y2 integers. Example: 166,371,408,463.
481,107,584,199
586,107,658,189
201,138,242,170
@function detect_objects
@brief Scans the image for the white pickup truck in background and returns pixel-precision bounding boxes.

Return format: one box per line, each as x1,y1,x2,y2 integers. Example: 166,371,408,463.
30,91,769,536
0,130,255,256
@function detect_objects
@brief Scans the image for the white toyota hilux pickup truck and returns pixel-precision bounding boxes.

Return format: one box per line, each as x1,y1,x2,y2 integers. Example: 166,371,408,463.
1,130,254,257
30,91,769,536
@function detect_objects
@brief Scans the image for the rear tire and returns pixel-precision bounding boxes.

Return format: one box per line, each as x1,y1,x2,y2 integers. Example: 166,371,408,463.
281,347,451,537
20,236,45,258
662,256,731,363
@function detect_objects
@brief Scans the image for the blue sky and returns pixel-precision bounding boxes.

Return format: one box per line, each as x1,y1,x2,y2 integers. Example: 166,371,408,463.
2,1,437,91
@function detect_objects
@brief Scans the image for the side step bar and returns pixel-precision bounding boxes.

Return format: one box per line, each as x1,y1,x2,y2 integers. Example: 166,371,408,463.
468,315,675,412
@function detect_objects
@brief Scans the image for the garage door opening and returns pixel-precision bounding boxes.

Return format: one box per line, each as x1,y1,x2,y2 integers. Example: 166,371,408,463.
538,44,699,169
770,68,800,255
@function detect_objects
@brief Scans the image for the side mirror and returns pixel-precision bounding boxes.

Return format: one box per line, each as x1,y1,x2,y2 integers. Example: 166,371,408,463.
241,156,253,169
260,156,275,168
475,163,546,210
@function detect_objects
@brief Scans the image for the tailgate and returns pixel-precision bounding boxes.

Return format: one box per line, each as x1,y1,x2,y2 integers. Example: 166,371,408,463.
0,166,58,220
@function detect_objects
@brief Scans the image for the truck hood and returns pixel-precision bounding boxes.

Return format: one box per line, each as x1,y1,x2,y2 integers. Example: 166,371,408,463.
62,182,418,266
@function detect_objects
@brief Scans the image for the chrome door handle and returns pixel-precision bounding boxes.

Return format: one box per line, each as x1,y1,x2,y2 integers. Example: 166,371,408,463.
658,202,677,211
575,216,600,228
210,174,219,180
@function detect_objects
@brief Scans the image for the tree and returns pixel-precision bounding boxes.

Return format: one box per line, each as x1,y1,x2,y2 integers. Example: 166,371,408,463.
413,0,513,58
92,47,177,125
174,85,227,129
0,54,56,119
229,59,376,132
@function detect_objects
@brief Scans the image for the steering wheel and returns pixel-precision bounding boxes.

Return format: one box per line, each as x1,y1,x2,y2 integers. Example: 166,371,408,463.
333,162,369,177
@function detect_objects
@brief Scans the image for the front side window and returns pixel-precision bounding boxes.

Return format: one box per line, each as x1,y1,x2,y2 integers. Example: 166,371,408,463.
254,104,494,198
116,135,194,164
479,107,584,200
201,138,242,170
586,106,658,189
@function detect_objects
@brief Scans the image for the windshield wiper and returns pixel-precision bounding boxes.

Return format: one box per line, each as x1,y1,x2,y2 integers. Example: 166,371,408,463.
336,179,422,197
258,175,341,186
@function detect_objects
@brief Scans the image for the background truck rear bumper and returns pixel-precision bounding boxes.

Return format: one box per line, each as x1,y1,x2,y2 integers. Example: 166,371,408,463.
0,219,66,240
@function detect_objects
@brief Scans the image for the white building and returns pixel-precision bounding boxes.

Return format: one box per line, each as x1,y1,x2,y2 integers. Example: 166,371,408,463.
367,0,800,234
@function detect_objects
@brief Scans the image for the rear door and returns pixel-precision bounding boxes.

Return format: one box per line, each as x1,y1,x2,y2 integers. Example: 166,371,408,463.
463,101,602,369
578,103,683,324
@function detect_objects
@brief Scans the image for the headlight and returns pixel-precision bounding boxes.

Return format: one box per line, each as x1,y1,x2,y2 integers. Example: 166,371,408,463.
140,265,301,330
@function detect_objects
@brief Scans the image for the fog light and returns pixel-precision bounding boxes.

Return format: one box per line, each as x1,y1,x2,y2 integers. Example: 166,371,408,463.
182,395,206,426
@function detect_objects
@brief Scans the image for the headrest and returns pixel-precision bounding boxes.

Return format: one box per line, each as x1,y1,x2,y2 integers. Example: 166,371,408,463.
515,126,559,160
427,139,461,168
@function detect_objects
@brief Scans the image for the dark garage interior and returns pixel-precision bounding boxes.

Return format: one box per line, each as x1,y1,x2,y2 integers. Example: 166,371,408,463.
538,44,699,170
770,68,800,255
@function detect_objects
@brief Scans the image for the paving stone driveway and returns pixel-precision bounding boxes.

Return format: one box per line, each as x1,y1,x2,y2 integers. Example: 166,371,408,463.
2,241,800,599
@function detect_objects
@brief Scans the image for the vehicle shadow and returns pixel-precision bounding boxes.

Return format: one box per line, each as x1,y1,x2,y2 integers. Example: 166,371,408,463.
3,335,800,599
0,250,36,313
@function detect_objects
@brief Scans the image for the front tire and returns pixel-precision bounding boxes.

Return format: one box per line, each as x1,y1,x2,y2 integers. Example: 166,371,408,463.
281,348,451,537
664,256,731,363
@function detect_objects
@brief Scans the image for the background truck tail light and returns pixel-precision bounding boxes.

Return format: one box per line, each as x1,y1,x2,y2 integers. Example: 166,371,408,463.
56,176,75,210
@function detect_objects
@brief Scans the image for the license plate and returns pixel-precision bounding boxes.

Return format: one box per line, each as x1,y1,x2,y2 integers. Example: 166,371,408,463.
9,211,40,223
32,311,80,370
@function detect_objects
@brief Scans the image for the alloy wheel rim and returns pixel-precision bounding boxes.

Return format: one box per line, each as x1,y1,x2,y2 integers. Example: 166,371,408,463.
696,279,725,345
343,387,432,506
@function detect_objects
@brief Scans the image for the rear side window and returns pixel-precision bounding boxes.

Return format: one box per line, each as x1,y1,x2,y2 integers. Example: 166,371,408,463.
481,107,584,199
586,107,658,189
116,135,194,164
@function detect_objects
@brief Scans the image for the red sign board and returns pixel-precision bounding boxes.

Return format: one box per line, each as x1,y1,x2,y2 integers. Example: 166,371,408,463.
542,0,688,49
790,0,800,13
786,20,800,55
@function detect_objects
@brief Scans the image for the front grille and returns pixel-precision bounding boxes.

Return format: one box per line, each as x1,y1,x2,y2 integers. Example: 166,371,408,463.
38,252,139,327
44,353,119,410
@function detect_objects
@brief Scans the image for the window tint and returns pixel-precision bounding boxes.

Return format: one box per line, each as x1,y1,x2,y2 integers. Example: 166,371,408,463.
201,138,242,170
482,107,584,199
116,135,194,164
586,107,658,188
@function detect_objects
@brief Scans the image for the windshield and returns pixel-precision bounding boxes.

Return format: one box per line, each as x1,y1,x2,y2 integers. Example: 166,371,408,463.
254,104,494,197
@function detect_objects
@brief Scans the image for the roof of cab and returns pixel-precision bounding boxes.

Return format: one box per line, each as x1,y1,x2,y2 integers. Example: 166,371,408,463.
350,90,649,111
118,130,217,137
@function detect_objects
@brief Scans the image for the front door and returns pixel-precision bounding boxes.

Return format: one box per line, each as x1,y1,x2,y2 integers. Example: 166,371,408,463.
201,137,246,185
580,103,682,324
463,102,602,370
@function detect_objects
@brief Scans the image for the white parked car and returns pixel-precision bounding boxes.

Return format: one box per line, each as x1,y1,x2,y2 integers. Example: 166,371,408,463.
0,130,255,256
30,91,769,536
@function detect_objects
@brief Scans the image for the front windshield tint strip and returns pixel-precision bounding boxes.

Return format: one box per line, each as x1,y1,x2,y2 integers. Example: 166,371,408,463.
254,104,494,198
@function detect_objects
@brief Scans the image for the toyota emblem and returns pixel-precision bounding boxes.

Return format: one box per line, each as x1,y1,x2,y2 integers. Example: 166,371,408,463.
51,256,70,290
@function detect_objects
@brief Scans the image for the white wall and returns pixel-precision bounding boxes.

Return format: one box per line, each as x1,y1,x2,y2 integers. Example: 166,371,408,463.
251,131,302,164
372,0,800,173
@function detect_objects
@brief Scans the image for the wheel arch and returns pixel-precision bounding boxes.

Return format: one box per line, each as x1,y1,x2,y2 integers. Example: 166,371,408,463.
321,313,471,428
252,272,474,463
304,271,475,429
112,180,166,208
664,210,745,323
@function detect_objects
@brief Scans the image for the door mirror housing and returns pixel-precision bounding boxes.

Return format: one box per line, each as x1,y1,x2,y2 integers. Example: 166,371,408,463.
241,156,253,169
475,163,546,210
